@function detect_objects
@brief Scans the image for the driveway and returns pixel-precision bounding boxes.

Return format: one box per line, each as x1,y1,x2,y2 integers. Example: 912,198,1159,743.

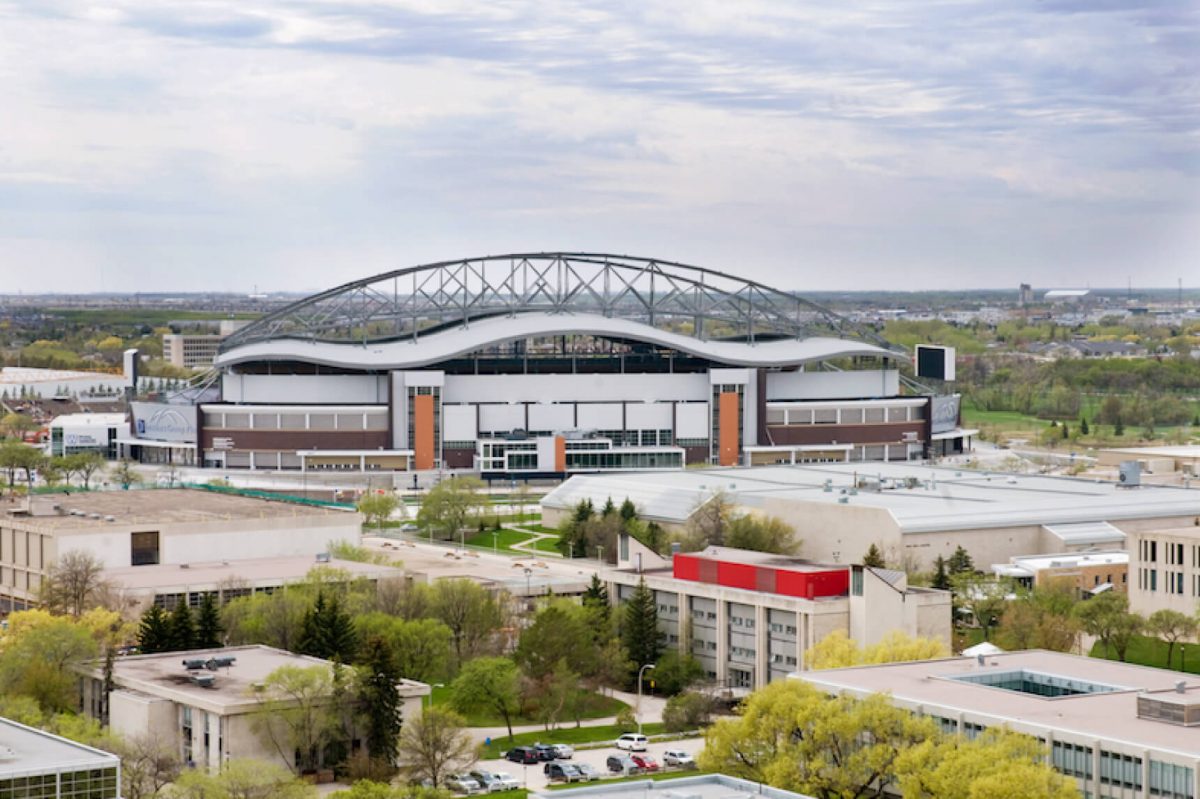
472,735,705,792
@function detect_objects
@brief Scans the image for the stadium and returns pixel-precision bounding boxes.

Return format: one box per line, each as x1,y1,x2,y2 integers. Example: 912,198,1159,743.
184,253,971,475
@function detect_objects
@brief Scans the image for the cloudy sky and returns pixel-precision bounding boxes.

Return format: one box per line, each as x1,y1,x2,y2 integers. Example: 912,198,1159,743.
1,0,1196,294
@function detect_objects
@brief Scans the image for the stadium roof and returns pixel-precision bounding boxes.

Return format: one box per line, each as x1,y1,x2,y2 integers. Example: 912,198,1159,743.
219,253,899,366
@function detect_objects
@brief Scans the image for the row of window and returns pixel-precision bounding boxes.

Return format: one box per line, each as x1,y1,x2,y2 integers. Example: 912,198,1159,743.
765,405,923,426
1139,567,1192,596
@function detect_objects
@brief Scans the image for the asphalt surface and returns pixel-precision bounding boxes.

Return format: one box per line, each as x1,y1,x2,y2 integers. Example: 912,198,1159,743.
471,735,706,793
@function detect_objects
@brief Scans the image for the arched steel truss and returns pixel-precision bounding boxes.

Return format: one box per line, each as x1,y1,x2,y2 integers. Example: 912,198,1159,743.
221,253,897,353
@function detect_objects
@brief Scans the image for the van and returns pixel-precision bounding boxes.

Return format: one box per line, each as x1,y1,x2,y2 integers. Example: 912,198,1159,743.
614,733,648,752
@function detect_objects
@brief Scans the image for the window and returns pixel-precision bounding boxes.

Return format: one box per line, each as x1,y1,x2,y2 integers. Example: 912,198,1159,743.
131,531,160,566
1100,751,1143,790
1149,760,1194,799
1052,742,1093,779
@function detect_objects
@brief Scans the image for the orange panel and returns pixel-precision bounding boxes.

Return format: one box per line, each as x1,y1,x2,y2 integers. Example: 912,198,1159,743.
414,394,435,470
718,391,740,466
554,435,566,472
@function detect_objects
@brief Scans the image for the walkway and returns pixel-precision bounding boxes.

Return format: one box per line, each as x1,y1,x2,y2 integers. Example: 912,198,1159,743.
467,688,669,744
505,523,563,558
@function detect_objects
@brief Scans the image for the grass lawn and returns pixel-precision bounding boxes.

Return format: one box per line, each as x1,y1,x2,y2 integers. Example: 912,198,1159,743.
479,723,667,758
461,527,563,557
430,685,630,728
962,402,1195,449
1088,634,1200,674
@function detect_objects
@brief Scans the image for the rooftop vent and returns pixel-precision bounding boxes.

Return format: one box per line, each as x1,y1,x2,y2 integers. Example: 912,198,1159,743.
188,673,216,689
182,658,208,670
315,552,331,563
0,745,17,762
104,515,115,522
1177,680,1187,694
89,513,101,520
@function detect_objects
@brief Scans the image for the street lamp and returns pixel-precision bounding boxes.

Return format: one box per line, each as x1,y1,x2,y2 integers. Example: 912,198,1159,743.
637,663,656,735
597,545,604,567
1182,644,1187,673
425,682,445,711
493,530,499,554
524,567,533,609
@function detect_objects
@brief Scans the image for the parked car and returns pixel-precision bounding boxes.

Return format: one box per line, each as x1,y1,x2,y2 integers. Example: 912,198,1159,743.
606,755,641,776
505,746,539,764
490,771,520,791
615,733,648,752
468,771,505,793
445,774,482,795
544,763,583,783
663,749,695,769
574,763,600,781
550,743,574,759
630,754,659,772
533,743,557,761
400,523,419,532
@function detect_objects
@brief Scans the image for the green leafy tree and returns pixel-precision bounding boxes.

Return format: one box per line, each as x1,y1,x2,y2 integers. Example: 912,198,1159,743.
662,691,718,732
111,459,142,489
651,649,704,696
620,577,662,675
357,636,403,773
354,614,452,683
195,593,224,649
168,601,196,652
995,584,1080,653
1146,609,1197,669
250,665,337,774
947,545,975,575
1075,592,1143,661
357,491,400,533
71,452,106,490
0,615,98,712
168,758,317,798
1080,416,1090,435
515,601,594,679
449,657,521,740
951,573,1010,641
896,728,1079,799
429,579,503,669
862,544,887,568
725,513,801,554
416,477,486,540
137,605,171,654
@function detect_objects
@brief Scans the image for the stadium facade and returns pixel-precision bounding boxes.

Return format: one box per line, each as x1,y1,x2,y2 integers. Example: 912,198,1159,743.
139,254,972,475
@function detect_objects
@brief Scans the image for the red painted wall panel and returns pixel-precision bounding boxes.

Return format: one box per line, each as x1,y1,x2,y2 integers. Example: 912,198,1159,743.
672,553,848,598
674,553,701,581
717,561,758,591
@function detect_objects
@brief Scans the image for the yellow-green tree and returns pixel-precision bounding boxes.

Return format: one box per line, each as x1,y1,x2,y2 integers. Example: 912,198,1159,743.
806,629,948,670
896,728,1078,799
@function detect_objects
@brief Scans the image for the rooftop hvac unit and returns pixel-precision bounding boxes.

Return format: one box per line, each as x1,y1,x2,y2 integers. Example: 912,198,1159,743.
315,552,331,563
206,656,237,670
1118,461,1141,488
189,673,216,688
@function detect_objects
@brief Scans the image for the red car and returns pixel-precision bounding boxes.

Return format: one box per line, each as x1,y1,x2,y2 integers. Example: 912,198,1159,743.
630,755,659,772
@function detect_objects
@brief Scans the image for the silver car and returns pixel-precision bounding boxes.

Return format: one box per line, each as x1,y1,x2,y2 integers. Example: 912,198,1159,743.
446,774,482,795
550,743,574,759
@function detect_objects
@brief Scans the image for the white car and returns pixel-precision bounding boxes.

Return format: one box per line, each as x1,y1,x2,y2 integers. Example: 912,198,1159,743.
615,733,648,751
550,743,574,759
490,771,520,791
446,774,482,795
663,749,695,768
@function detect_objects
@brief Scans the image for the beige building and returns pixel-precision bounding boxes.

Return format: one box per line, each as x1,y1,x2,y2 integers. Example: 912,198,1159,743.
993,551,1129,597
0,489,362,612
163,334,223,370
1128,524,1200,620
78,645,429,773
1097,446,1200,478
800,650,1200,799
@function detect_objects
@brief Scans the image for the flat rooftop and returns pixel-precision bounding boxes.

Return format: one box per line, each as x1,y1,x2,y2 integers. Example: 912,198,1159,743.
532,774,817,799
0,717,119,777
1098,445,1200,459
798,650,1200,758
542,463,1200,532
102,555,403,592
995,550,1128,575
11,488,344,530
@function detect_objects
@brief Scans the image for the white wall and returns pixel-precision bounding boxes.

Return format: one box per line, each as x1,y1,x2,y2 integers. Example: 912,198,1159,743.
443,404,477,440
766,369,899,400
162,521,360,564
625,402,673,430
576,403,623,429
479,404,526,433
676,403,709,439
531,403,576,431
443,373,709,403
223,374,387,404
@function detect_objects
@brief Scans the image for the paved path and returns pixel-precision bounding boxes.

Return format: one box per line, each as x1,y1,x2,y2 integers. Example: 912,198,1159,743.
505,523,563,558
467,689,669,744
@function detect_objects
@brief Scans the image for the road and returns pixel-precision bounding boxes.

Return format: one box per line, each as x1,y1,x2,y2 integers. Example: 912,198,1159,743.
472,735,706,792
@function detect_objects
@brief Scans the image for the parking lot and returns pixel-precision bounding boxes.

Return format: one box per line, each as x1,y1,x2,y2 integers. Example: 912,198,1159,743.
472,736,706,792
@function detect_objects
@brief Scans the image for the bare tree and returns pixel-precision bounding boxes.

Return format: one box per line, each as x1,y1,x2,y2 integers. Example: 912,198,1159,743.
41,550,111,617
113,733,182,799
397,707,477,788
683,490,733,549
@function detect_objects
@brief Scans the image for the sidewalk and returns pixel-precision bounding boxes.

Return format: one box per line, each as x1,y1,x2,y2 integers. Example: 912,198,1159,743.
467,688,669,743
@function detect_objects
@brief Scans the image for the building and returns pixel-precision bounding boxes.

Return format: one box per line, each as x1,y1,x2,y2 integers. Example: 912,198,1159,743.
992,551,1129,597
163,334,223,370
0,489,361,612
799,650,1200,799
532,774,817,799
1019,283,1034,306
1128,524,1200,620
77,645,429,772
182,253,969,474
543,462,1200,570
1044,289,1091,304
0,716,121,799
47,412,126,459
606,541,951,694
1097,446,1200,478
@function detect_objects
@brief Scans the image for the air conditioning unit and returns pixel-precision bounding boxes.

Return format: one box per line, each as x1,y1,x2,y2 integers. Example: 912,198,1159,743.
1118,461,1141,488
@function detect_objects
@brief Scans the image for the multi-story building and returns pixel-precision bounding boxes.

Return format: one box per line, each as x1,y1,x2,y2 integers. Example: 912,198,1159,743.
800,651,1200,799
1128,524,1200,619
606,540,951,695
163,334,223,369
0,489,361,613
0,716,121,799
77,645,429,772
47,412,126,459
992,551,1129,597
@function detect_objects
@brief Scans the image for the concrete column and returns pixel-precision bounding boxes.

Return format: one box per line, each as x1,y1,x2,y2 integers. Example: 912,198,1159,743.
755,604,768,687
678,591,689,654
207,712,221,770
716,598,729,686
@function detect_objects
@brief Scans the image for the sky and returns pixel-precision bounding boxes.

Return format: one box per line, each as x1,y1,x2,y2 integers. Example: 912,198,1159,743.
0,1,1197,294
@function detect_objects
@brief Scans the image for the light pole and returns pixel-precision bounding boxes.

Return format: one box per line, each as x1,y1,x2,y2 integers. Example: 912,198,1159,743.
597,545,604,567
524,567,533,611
424,682,445,711
493,530,498,554
637,663,656,735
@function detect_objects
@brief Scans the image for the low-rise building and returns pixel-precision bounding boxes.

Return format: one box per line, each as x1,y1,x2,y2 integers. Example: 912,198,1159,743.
0,489,361,612
606,540,950,695
992,551,1129,597
78,645,429,772
799,650,1200,799
48,412,126,459
532,774,817,799
0,716,121,799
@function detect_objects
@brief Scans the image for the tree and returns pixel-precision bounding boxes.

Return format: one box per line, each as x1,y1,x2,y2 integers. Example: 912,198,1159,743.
951,573,1010,641
71,452,106,490
195,593,224,649
621,578,662,675
429,579,503,669
862,544,887,568
1080,416,1090,435
331,784,453,799
685,490,733,548
725,513,801,554
354,614,452,683
1075,592,1142,661
40,550,110,617
357,636,403,772
947,545,975,575
515,601,594,679
1147,609,1197,669
167,758,316,799
113,733,182,799
0,412,36,438
0,613,99,712
931,556,951,590
222,589,312,652
357,491,400,533
619,497,638,526
1097,395,1123,425
416,477,486,540
995,584,1079,653
298,590,359,662
111,459,142,489
167,601,196,652
450,656,521,740
251,665,337,774
662,691,718,732
807,630,948,670
1114,416,1125,437
895,728,1078,799
137,605,172,654
701,680,937,797
651,649,704,695
396,707,477,789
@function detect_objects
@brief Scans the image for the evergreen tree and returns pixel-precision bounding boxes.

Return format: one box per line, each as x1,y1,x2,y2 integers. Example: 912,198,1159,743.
1080,417,1090,435
323,594,358,662
297,591,328,657
583,574,609,608
358,636,402,770
601,497,616,517
572,499,594,524
947,545,974,575
619,498,637,527
1114,415,1124,437
137,605,171,654
621,578,662,672
195,593,224,649
168,601,196,651
1061,422,1069,439
931,556,951,590
862,544,886,568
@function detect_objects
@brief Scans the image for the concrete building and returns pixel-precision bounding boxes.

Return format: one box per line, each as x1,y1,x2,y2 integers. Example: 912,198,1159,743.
78,645,429,772
532,774,817,799
0,716,121,799
47,412,126,459
544,463,1200,570
163,334,223,370
0,489,361,612
606,541,950,695
1097,446,1200,478
1128,524,1200,620
799,650,1200,799
992,551,1129,597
